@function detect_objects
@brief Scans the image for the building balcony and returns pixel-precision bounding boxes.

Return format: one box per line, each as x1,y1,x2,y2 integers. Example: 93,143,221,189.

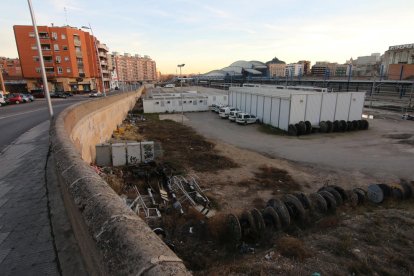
74,40,81,46
98,43,109,52
76,51,83,58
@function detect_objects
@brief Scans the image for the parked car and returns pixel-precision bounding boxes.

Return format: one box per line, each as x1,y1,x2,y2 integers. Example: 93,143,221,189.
50,92,67,98
89,91,103,97
31,89,45,98
64,92,74,97
236,113,258,125
0,93,6,106
219,107,239,119
19,94,31,103
164,84,175,88
228,110,242,122
23,93,35,102
213,104,226,113
6,93,24,104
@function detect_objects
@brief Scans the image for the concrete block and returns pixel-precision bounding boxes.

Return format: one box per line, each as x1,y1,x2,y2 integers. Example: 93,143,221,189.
95,143,111,166
111,143,126,166
141,141,155,163
126,142,141,165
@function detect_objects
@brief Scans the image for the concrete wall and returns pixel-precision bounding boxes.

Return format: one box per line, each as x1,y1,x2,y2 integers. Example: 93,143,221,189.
50,88,189,275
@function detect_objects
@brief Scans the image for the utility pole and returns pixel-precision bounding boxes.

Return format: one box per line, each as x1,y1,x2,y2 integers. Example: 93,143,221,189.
27,0,54,119
0,66,6,94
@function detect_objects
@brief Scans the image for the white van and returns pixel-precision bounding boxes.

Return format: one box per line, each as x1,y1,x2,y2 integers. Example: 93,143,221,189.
164,84,175,88
219,107,239,119
0,93,6,106
236,113,258,125
228,110,242,122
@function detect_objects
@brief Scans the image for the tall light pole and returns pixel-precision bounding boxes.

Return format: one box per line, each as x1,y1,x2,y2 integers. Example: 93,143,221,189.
177,64,185,89
81,24,106,96
27,0,54,119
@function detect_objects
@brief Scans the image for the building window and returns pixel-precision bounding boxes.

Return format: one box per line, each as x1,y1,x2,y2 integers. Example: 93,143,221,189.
31,45,37,50
29,32,35,38
64,56,69,61
51,32,57,40
66,68,71,73
55,56,61,63
33,56,40,62
63,45,68,50
54,44,59,51
35,67,41,73
61,34,66,39
57,67,63,74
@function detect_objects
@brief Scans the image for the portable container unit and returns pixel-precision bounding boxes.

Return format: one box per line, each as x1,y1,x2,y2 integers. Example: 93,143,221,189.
143,96,209,113
229,87,365,131
126,142,141,165
111,143,127,166
95,143,112,166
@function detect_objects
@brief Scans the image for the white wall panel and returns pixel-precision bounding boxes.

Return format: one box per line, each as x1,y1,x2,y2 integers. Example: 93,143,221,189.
305,94,322,124
320,93,337,121
348,93,365,121
263,96,272,124
237,92,241,109
270,98,280,127
245,94,253,114
257,95,264,120
251,95,258,116
241,92,246,111
279,99,290,131
334,93,351,121
289,94,307,124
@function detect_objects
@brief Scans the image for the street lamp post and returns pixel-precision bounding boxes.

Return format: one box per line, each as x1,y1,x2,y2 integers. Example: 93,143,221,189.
27,0,54,119
177,64,185,89
81,24,106,96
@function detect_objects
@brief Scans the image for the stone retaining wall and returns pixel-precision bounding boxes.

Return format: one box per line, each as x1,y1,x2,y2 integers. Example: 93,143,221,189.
50,89,189,275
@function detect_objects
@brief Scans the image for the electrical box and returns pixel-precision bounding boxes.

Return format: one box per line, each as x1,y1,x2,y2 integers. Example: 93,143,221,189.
112,143,126,166
95,143,111,166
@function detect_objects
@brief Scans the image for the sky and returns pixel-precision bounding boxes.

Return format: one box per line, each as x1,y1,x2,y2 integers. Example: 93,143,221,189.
1,0,413,74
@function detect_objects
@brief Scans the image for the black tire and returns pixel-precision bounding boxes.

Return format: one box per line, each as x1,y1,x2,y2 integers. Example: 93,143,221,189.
319,186,343,206
333,120,340,132
240,210,256,238
309,193,328,213
391,185,404,200
318,191,337,212
225,214,242,247
352,120,359,130
345,190,359,207
251,208,265,239
330,185,348,201
288,124,297,136
401,182,413,199
353,188,366,204
267,198,290,228
262,206,281,230
339,120,347,132
244,121,247,125
282,194,306,222
347,121,354,131
378,183,392,198
319,121,328,133
298,121,307,135
305,121,312,134
295,123,302,136
361,119,369,130
293,192,311,210
326,121,333,133
357,120,364,130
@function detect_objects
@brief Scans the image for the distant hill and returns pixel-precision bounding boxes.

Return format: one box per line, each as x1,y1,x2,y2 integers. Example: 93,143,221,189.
266,57,286,65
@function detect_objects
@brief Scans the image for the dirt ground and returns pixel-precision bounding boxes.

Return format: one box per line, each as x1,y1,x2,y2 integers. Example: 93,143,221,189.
101,110,414,275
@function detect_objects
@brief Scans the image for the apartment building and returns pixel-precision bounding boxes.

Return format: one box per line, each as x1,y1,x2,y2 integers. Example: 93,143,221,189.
13,25,109,92
112,52,157,84
383,43,414,80
297,60,311,75
285,63,304,77
0,57,22,79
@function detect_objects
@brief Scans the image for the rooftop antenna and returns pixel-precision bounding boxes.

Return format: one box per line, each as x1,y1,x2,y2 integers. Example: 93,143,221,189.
64,7,68,25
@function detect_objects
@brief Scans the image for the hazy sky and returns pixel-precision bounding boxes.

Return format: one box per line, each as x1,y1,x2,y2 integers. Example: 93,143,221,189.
1,0,413,74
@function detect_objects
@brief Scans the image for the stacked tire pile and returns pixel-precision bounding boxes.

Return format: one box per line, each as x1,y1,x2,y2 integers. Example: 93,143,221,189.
288,119,369,136
225,182,413,248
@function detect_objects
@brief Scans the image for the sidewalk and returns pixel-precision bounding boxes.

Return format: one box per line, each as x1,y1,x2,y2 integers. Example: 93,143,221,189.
0,121,85,275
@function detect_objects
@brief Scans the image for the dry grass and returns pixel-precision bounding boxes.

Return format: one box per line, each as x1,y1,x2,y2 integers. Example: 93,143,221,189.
275,236,312,261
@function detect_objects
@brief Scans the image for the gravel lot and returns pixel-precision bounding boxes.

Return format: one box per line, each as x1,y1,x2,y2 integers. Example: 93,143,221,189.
185,110,414,181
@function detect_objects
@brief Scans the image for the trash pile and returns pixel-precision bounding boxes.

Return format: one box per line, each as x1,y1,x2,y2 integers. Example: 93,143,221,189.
288,119,369,136
224,181,414,248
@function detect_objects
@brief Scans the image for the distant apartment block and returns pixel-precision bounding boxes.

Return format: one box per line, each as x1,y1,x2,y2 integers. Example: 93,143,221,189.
297,60,311,75
285,63,304,77
311,62,350,77
383,43,414,80
268,63,286,77
112,52,157,83
0,57,22,79
13,25,109,92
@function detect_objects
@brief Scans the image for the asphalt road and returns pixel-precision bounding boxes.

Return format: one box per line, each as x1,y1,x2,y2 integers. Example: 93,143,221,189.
0,96,88,152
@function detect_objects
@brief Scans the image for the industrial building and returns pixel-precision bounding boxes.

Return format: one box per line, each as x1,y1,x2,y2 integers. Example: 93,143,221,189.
228,86,365,131
383,43,414,80
143,87,228,113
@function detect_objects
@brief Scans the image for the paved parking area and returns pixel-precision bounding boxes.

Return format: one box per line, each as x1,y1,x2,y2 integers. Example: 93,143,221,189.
185,111,414,181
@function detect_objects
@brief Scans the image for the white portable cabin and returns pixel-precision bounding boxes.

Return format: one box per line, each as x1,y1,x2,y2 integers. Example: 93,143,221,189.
229,87,365,131
143,93,209,113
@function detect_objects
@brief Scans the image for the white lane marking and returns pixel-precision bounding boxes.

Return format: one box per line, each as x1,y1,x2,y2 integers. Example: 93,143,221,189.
0,107,48,120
